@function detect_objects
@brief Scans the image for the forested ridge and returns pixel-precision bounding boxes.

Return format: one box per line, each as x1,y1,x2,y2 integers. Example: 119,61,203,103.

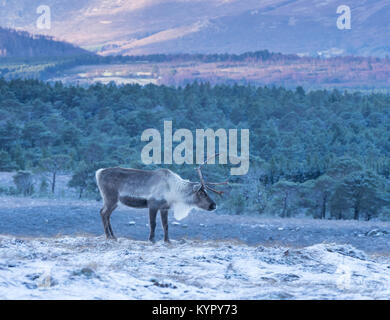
0,78,389,220
0,27,90,58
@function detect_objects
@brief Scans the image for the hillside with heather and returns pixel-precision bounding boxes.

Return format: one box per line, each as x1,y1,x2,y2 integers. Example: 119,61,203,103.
0,0,389,57
2,51,390,90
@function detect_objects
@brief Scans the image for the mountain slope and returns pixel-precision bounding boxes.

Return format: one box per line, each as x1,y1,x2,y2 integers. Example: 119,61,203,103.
0,0,389,57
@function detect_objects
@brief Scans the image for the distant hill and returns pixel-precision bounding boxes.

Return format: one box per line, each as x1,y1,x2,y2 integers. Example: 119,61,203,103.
0,27,90,58
0,0,389,57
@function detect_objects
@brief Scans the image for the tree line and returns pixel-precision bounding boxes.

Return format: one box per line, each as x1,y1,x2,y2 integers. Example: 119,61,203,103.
0,27,89,59
0,78,389,220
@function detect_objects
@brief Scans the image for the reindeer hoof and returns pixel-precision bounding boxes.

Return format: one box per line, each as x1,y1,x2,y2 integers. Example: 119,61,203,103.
164,239,171,244
149,238,156,244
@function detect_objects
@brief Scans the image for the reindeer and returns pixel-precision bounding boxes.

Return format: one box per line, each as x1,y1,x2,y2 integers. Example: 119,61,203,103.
96,157,227,243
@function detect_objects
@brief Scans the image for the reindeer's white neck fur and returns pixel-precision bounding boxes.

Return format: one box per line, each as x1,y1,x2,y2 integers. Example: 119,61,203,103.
166,175,195,221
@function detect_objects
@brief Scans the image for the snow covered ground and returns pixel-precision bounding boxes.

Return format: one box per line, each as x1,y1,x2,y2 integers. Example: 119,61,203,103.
0,196,390,299
0,235,390,300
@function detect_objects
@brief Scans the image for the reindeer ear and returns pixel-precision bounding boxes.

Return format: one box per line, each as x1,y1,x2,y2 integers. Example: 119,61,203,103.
193,184,202,192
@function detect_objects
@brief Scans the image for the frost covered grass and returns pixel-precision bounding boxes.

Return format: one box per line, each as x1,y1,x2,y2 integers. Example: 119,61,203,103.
1,197,390,299
0,235,390,300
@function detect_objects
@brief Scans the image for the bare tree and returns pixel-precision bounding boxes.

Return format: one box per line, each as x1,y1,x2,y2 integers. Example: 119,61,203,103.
39,154,71,194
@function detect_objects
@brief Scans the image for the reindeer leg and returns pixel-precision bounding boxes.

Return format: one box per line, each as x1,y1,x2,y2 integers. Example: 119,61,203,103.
106,204,118,240
100,207,110,238
160,209,170,243
148,207,158,243
100,203,117,240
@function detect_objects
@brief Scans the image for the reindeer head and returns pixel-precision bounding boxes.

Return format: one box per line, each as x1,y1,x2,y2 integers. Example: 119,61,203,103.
191,153,228,211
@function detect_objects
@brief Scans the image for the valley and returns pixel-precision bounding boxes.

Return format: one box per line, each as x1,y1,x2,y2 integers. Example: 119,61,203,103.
45,55,390,90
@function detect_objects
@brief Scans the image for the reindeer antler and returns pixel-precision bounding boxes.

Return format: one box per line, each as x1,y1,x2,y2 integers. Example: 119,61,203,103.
204,181,229,186
205,185,225,196
196,153,228,196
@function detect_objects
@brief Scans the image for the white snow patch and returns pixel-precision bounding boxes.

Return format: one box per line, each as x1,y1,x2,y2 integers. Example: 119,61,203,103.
0,236,390,299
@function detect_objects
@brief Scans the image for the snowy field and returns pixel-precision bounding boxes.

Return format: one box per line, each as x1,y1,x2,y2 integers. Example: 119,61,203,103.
1,236,390,299
0,197,390,299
